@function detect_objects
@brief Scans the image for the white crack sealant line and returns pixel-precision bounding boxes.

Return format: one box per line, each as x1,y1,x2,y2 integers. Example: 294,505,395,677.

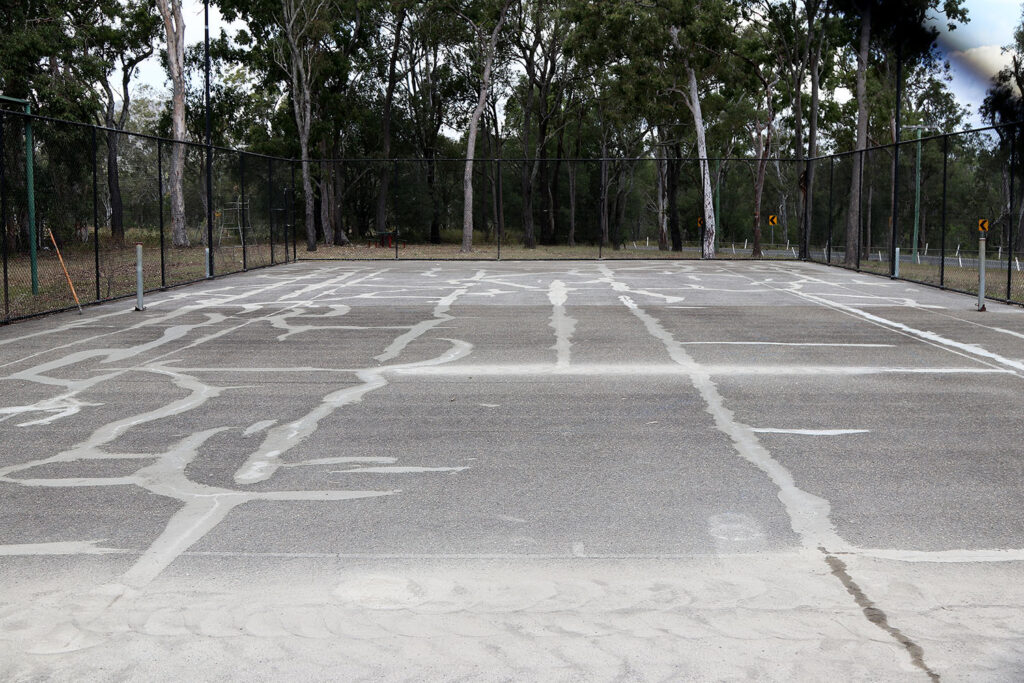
157,366,362,373
547,280,576,368
330,466,468,474
810,293,947,308
742,265,1017,374
0,297,201,369
856,548,1024,563
0,367,223,483
0,541,127,556
0,308,134,347
1,396,102,427
243,419,277,436
5,314,226,388
267,304,353,341
119,496,245,589
0,315,229,428
781,283,1024,375
12,476,140,487
990,326,1024,341
594,264,687,303
0,272,379,429
765,264,1024,371
234,339,473,485
751,428,870,436
19,426,397,654
374,271,483,363
390,363,1009,377
233,370,387,485
283,456,397,467
598,265,845,551
679,341,895,348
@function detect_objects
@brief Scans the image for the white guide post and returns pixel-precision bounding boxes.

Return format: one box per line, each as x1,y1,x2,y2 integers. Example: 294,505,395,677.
135,243,145,311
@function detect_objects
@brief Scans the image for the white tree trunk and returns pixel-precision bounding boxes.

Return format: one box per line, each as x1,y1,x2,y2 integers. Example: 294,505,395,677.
287,36,316,250
687,66,716,258
462,0,513,253
319,159,333,245
846,8,871,265
157,0,188,247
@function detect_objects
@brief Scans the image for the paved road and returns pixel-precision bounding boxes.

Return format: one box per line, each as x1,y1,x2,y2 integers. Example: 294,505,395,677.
1,260,1023,681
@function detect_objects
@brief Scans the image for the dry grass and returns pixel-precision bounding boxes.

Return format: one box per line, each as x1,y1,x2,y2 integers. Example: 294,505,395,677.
298,241,796,261
826,256,1024,303
2,240,285,320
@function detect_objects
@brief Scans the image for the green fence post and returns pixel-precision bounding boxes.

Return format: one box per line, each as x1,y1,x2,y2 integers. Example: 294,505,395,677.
912,126,922,260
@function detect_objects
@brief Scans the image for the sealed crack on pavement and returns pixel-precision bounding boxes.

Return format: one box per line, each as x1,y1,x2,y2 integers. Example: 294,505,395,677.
822,549,939,681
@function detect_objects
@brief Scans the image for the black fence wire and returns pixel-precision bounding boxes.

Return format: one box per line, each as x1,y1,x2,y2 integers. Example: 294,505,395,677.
806,121,1024,305
0,110,297,322
1,109,1021,324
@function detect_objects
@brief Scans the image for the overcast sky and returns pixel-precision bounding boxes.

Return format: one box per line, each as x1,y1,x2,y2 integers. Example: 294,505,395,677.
133,0,1022,131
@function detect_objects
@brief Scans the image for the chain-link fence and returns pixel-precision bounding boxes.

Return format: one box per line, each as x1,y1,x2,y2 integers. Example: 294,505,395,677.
806,122,1024,306
294,157,807,261
5,108,1021,323
1,111,297,323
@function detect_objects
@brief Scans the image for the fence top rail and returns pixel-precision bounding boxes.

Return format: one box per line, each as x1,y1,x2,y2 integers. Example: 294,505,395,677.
1,105,1021,168
818,119,1024,161
314,156,806,163
0,107,296,163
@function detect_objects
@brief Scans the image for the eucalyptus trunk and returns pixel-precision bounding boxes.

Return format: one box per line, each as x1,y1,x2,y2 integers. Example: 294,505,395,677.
462,0,511,252
156,0,188,247
846,7,871,266
687,66,716,258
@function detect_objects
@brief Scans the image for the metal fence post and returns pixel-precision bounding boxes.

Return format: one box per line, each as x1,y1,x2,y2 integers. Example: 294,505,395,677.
1,112,8,321
1008,130,1016,300
92,126,100,300
940,134,948,289
26,113,37,294
205,150,214,278
239,152,247,271
393,159,399,260
497,158,502,261
158,138,166,288
826,155,834,264
856,149,864,271
801,158,811,259
268,157,275,265
291,161,297,262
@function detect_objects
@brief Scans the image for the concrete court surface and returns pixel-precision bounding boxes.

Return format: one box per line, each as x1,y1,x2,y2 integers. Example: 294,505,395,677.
0,259,1023,681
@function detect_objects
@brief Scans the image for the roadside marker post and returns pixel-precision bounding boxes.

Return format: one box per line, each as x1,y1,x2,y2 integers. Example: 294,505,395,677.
978,219,988,312
135,243,146,311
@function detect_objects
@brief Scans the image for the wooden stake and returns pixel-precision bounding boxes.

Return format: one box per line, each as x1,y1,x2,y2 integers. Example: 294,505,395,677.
48,229,82,314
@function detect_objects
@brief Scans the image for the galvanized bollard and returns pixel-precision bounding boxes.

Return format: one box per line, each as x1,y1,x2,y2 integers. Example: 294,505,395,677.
978,233,986,312
894,247,900,279
134,243,145,311
205,247,211,279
